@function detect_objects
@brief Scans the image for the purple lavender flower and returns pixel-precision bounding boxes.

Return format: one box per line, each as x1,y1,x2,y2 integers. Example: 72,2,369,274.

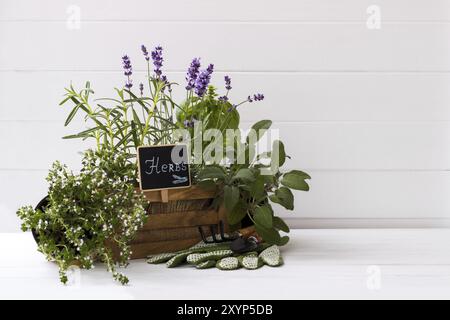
151,46,163,77
141,45,149,61
218,96,229,102
183,118,196,128
122,55,132,76
139,83,144,96
247,93,264,103
185,58,201,90
253,93,264,101
122,55,133,88
194,64,214,97
125,80,132,89
161,75,172,93
224,75,232,91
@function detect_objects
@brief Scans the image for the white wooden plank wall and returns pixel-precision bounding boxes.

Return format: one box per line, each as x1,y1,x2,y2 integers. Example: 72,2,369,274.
1,0,450,231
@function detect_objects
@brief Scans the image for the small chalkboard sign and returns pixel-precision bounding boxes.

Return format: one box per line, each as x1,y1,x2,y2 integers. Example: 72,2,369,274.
137,144,191,191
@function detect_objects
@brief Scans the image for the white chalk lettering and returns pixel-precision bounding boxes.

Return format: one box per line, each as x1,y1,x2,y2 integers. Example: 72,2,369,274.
144,156,186,175
144,157,161,174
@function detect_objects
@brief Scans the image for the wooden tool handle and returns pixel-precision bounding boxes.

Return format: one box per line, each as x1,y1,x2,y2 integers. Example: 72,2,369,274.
238,226,258,239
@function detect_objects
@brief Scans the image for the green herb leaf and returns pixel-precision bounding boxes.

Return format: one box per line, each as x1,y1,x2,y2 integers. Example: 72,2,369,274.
272,140,286,168
124,89,149,110
273,217,290,233
247,120,272,143
115,131,133,148
269,187,294,210
250,175,265,200
224,185,240,212
197,166,226,180
278,236,290,246
255,224,281,245
232,168,256,182
254,205,273,229
130,120,140,148
281,170,311,191
131,108,143,129
64,105,81,126
263,174,275,185
62,127,99,140
197,180,217,191
59,96,71,106
227,201,247,225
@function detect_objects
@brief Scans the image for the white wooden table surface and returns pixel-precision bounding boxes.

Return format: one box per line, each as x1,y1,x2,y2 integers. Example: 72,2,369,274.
1,229,449,300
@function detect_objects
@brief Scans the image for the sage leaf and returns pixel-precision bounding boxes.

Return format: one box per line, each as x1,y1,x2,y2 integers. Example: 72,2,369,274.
254,205,273,229
224,185,239,212
281,170,311,191
255,224,281,245
198,166,226,180
197,180,217,191
269,187,294,210
273,216,290,233
250,175,265,200
278,236,290,246
227,201,247,225
246,119,272,144
272,140,286,168
232,168,256,182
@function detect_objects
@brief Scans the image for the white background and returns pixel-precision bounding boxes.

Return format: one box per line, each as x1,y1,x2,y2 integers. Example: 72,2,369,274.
1,0,450,232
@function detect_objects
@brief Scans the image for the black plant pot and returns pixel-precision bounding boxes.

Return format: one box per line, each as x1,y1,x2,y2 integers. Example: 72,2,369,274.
32,196,50,244
240,214,253,229
32,196,95,251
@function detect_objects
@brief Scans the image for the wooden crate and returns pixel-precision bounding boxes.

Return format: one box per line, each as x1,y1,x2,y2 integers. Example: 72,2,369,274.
127,185,227,259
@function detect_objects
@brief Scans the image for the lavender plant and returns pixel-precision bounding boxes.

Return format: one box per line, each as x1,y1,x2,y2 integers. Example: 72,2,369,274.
59,46,265,160
60,46,179,156
58,45,309,245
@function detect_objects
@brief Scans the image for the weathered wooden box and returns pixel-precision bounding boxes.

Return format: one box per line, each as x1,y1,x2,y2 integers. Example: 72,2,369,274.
127,185,227,259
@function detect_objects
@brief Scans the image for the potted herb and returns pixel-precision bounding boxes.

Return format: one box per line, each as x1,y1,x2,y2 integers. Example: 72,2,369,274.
17,149,147,284
16,45,310,284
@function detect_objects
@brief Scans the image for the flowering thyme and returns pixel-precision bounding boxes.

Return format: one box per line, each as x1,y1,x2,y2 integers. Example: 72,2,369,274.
17,150,147,285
